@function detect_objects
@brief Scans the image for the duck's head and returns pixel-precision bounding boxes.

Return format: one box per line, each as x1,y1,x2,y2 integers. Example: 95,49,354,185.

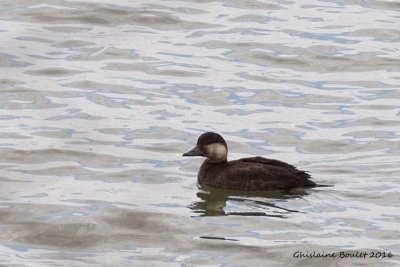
183,132,228,163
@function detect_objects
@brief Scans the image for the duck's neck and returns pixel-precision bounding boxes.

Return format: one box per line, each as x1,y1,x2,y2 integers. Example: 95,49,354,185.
205,158,227,164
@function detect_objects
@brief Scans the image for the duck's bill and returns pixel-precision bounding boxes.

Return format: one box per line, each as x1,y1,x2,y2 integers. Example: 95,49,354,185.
182,146,205,157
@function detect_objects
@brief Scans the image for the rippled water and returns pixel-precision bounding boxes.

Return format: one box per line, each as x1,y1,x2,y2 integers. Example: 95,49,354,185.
1,0,400,266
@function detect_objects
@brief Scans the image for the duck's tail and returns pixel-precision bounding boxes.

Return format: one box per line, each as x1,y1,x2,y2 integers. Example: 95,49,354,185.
314,184,333,187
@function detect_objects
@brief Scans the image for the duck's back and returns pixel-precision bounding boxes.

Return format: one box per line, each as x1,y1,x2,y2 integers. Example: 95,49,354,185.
198,156,315,191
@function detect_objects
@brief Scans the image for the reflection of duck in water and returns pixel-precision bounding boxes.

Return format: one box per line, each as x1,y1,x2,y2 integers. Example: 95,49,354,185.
183,132,317,191
190,186,306,217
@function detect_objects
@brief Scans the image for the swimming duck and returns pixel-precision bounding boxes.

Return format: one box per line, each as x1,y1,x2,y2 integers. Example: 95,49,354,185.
183,132,316,191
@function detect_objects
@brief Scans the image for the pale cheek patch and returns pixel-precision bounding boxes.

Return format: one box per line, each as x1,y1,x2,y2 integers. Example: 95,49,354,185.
205,144,227,161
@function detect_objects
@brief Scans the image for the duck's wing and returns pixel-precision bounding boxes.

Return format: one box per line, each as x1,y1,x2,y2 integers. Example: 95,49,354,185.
240,157,307,173
222,157,314,190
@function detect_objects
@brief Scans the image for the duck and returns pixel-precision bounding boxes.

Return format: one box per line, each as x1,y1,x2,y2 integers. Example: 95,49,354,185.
183,132,316,191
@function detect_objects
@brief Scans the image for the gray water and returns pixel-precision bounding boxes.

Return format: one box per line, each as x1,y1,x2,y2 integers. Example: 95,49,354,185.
1,0,400,266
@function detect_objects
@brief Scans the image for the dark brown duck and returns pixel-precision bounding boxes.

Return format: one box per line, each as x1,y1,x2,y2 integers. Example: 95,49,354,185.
183,132,316,191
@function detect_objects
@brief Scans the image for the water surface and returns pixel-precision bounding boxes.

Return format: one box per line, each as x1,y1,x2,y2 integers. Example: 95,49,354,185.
1,0,400,266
